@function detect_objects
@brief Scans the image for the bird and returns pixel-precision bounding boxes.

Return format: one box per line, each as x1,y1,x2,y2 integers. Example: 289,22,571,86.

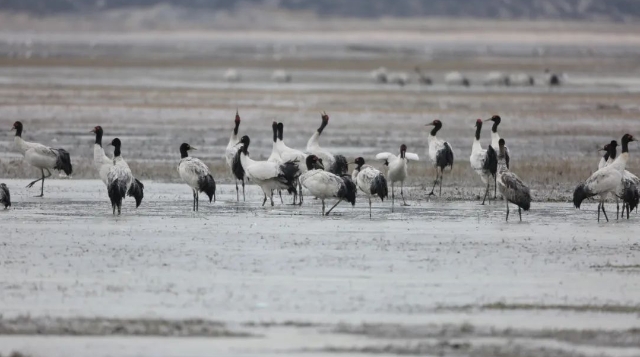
414,67,432,85
425,119,454,196
178,143,216,212
91,126,113,185
299,155,356,216
574,134,636,222
106,138,144,215
237,135,299,207
509,73,535,86
12,121,72,197
0,183,10,209
370,67,388,83
375,144,419,210
272,69,292,83
597,140,640,219
267,121,285,203
225,111,245,202
388,72,409,86
488,115,510,197
496,139,531,221
445,71,470,86
483,71,510,86
545,69,563,86
352,157,388,218
469,119,498,205
306,111,348,176
223,68,241,83
276,122,307,204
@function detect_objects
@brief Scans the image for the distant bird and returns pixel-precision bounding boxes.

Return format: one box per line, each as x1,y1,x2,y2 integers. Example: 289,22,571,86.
488,115,510,197
91,125,112,185
469,119,498,204
426,119,454,196
305,111,348,176
574,134,636,222
106,138,144,215
276,122,307,204
352,157,388,218
0,183,10,209
178,143,216,212
483,71,510,86
223,68,241,83
237,135,299,206
545,69,562,86
92,127,144,208
509,73,535,86
496,139,531,221
445,71,470,87
370,67,388,83
597,140,640,219
225,111,245,201
299,155,356,216
388,72,409,86
272,69,292,83
12,121,72,197
375,144,419,210
414,67,432,85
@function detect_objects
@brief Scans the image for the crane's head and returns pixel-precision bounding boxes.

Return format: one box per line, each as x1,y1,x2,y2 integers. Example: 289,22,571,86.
400,144,407,153
353,157,365,168
489,115,501,124
425,119,441,127
475,118,482,127
109,138,121,147
238,135,250,147
623,134,636,142
235,110,241,124
11,121,22,131
305,155,324,170
599,143,609,152
179,143,196,152
610,140,618,148
321,111,329,123
91,126,103,134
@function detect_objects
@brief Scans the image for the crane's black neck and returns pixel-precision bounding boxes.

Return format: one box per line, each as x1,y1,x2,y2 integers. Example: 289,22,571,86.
609,146,617,160
14,126,22,137
272,125,278,143
475,122,482,140
277,124,284,141
491,120,500,133
317,120,328,135
621,138,630,154
400,151,405,159
430,122,442,136
95,131,103,147
180,148,189,159
602,151,610,162
233,121,240,136
113,145,121,158
305,156,316,170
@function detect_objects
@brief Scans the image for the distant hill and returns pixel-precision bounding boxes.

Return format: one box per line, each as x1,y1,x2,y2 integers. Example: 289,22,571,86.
1,0,639,21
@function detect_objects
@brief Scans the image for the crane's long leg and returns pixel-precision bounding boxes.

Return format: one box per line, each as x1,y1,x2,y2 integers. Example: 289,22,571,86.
401,181,409,206
196,191,200,211
262,192,267,207
428,166,438,196
616,197,619,220
494,175,497,199
505,197,509,222
518,206,522,222
322,199,325,216
601,202,609,222
192,190,196,212
270,190,274,206
279,190,283,204
626,202,630,219
27,168,51,197
326,199,342,216
597,202,601,222
391,182,394,212
242,179,245,201
298,181,304,206
236,180,239,201
481,181,490,205
439,169,444,197
369,197,372,219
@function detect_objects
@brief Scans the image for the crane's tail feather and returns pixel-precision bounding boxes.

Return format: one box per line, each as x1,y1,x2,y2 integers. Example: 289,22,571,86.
279,160,301,193
127,178,145,208
0,184,10,208
484,145,498,176
573,182,596,209
54,148,73,175
198,174,216,203
108,178,127,212
329,155,349,176
623,183,640,212
232,149,245,181
370,174,388,201
339,175,357,206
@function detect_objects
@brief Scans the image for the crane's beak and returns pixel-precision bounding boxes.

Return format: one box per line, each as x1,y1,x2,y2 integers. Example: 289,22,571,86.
189,147,197,151
425,123,434,126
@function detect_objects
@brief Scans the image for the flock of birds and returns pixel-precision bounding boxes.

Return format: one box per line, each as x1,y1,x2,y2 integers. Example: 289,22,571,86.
2,113,638,223
222,67,564,87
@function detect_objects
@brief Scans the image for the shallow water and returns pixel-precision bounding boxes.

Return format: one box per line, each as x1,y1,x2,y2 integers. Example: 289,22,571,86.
0,180,638,356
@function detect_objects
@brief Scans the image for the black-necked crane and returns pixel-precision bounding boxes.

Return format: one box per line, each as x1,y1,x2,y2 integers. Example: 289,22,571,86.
352,157,388,218
469,119,498,204
267,121,285,204
574,134,636,222
375,144,419,210
178,143,216,212
91,126,112,185
488,115,510,197
276,122,307,204
426,119,454,196
597,140,640,219
106,138,144,215
237,135,299,207
305,112,349,176
12,121,72,197
0,183,10,209
496,139,531,221
299,155,356,216
225,111,245,201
